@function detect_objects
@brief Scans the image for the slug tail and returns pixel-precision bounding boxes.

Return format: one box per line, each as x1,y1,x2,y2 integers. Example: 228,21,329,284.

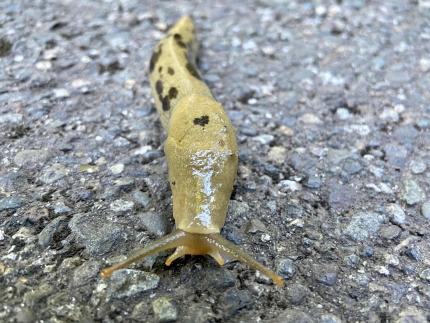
203,234,285,287
100,229,187,278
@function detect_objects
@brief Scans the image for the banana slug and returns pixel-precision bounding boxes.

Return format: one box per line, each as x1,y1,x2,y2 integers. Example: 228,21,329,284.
101,16,284,287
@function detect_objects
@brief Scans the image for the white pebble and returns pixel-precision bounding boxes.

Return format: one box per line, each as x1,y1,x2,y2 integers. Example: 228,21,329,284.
419,58,430,72
110,163,125,175
53,88,70,98
35,61,52,70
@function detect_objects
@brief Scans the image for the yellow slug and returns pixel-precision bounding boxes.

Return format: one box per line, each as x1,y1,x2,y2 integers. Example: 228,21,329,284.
101,16,284,287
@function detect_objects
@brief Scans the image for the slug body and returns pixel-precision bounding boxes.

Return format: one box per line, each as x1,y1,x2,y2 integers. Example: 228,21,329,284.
101,16,284,287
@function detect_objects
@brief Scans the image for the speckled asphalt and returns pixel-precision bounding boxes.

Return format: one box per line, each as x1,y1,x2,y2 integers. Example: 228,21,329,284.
1,1,430,322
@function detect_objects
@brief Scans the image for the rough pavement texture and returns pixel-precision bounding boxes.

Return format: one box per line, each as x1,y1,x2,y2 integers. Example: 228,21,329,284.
1,1,430,322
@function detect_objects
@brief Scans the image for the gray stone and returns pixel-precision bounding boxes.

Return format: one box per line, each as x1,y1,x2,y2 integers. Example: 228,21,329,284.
106,269,159,299
189,267,235,291
379,225,401,240
14,149,51,168
395,306,428,323
421,201,430,219
362,246,374,257
0,196,25,211
342,158,362,175
386,204,406,225
405,245,423,262
69,213,125,256
23,283,54,307
0,171,26,192
137,211,169,237
245,218,267,233
419,268,430,281
402,180,425,205
52,201,72,214
409,160,427,174
276,258,296,279
314,265,338,286
0,113,23,124
343,212,385,241
328,184,356,212
132,190,151,209
383,143,408,168
320,314,343,323
38,164,69,184
344,254,360,268
287,284,309,305
152,297,177,322
109,199,135,213
304,175,322,189
219,288,252,317
71,261,100,287
269,309,315,323
336,108,351,120
38,216,67,248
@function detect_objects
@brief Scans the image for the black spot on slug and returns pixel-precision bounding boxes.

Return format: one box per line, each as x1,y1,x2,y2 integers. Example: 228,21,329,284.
173,33,186,48
167,67,175,75
168,87,178,99
155,80,163,96
162,96,171,111
186,62,201,80
149,45,162,73
193,115,209,127
158,66,163,73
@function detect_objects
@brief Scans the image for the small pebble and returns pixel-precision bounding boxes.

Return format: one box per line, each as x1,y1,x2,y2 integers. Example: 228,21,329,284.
0,113,23,125
14,149,51,168
53,88,70,99
421,201,430,219
106,269,159,299
0,196,24,211
376,266,390,276
396,306,427,323
320,314,342,323
276,258,296,279
419,268,430,281
379,225,401,240
299,113,322,124
278,180,302,192
268,146,287,164
287,284,309,305
336,108,351,120
253,134,274,145
419,57,430,72
152,297,177,322
402,180,425,205
409,160,427,174
35,61,52,70
109,163,125,175
386,204,406,225
109,199,134,212
314,265,338,286
245,218,267,233
132,190,151,208
344,212,385,241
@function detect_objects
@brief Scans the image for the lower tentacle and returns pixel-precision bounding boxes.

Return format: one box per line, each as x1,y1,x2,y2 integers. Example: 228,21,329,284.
100,230,284,287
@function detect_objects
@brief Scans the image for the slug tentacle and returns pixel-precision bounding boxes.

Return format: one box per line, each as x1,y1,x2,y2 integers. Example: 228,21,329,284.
100,230,187,278
101,230,284,287
203,234,285,287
